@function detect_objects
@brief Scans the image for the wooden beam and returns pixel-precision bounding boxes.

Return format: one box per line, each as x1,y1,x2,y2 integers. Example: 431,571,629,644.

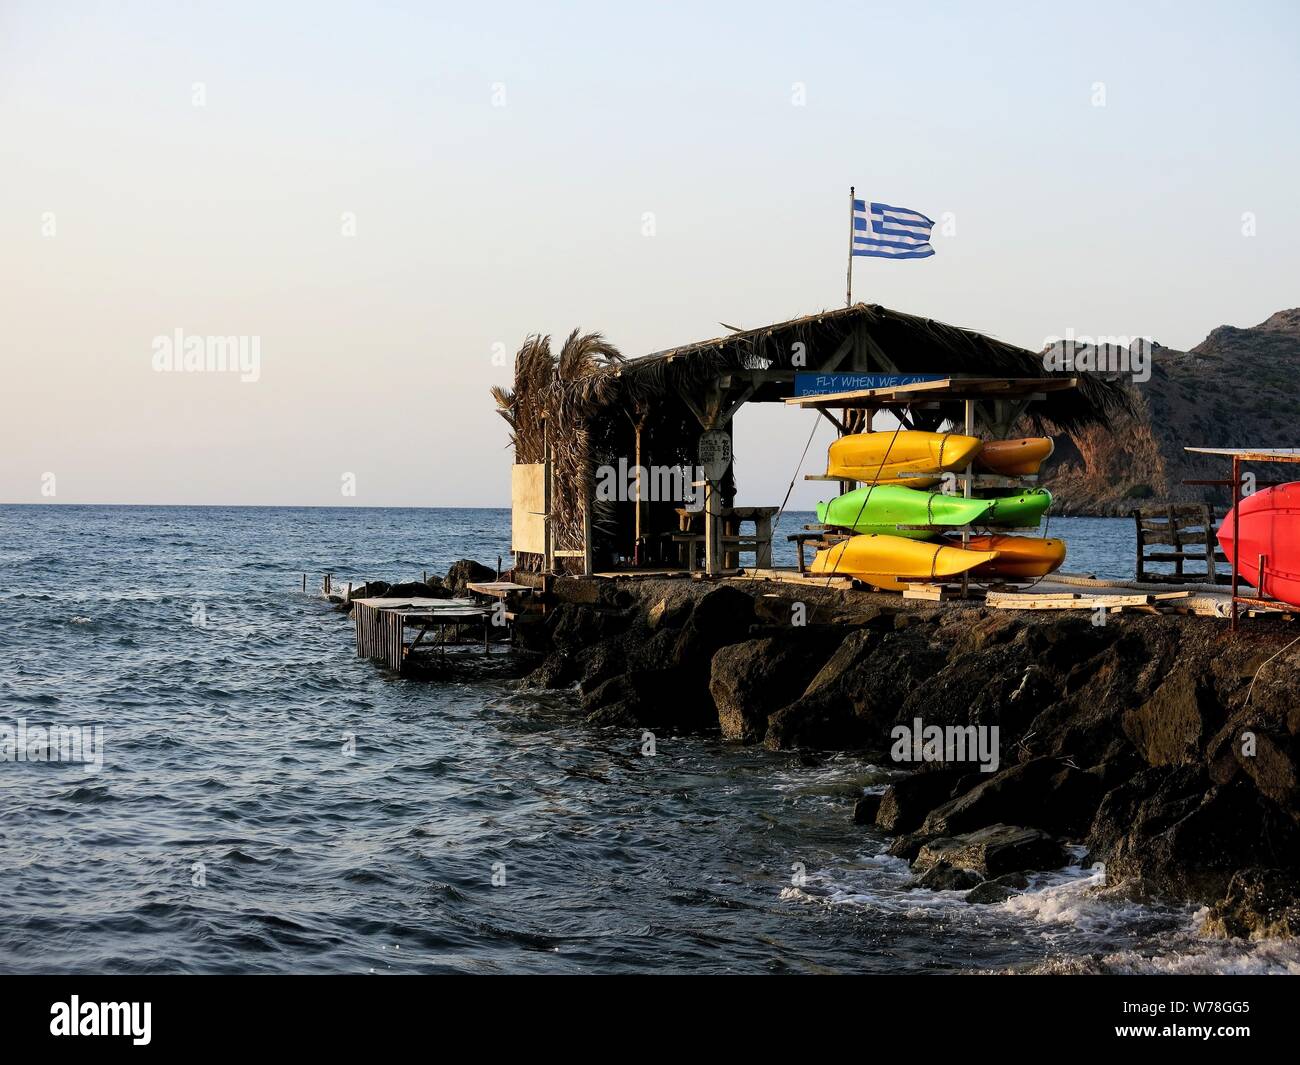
817,333,855,372
718,383,756,426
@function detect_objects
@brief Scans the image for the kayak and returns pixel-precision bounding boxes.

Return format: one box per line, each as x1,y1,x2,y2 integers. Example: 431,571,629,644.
942,534,1067,578
810,533,1000,590
817,485,993,538
827,431,982,488
981,487,1053,528
1217,482,1300,608
975,436,1055,476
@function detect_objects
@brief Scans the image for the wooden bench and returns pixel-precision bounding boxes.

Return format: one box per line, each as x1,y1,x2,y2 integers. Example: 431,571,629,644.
1132,503,1228,584
786,530,853,574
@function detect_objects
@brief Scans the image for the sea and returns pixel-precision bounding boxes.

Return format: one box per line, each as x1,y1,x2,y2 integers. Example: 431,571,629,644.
1,505,1295,975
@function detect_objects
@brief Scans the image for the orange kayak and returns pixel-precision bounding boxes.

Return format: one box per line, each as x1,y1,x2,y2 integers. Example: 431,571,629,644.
975,437,1055,476
942,534,1066,578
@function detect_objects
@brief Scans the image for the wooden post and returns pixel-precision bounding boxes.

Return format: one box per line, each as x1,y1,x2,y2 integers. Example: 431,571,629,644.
325,573,331,595
1169,504,1184,580
346,581,352,603
1132,509,1145,582
1231,455,1241,632
582,491,594,576
846,185,855,308
633,418,644,564
755,512,773,568
542,416,554,574
704,479,720,575
961,399,973,599
301,573,306,592
1201,504,1214,581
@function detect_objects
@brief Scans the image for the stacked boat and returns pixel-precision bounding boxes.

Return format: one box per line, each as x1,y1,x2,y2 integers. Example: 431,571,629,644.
810,431,1066,588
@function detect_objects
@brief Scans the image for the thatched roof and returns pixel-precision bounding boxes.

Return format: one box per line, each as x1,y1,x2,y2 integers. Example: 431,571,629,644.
575,303,1131,431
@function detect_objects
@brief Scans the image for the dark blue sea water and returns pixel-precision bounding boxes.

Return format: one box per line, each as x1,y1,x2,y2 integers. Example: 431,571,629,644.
1,505,1294,974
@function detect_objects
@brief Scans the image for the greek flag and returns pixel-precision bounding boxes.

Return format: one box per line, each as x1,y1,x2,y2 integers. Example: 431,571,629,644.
852,199,935,259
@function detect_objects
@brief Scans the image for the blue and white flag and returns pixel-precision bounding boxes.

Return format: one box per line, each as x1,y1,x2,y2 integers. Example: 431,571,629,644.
852,199,935,259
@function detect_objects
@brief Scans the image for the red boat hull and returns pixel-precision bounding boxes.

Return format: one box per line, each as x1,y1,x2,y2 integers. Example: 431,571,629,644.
1217,482,1300,608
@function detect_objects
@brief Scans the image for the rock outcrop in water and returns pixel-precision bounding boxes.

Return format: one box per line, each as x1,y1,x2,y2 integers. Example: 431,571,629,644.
1040,308,1300,515
518,576,1300,934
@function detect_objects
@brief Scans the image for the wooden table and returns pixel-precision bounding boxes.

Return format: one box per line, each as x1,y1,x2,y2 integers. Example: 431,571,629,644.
674,506,777,568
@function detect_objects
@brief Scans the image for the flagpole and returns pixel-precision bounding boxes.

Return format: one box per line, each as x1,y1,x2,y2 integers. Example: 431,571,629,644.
846,185,854,308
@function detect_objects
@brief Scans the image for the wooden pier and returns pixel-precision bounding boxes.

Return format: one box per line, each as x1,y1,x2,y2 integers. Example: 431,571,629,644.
352,597,493,673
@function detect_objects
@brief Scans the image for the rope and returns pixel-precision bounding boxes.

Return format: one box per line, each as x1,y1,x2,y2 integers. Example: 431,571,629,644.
822,420,908,588
771,415,823,539
1245,634,1300,706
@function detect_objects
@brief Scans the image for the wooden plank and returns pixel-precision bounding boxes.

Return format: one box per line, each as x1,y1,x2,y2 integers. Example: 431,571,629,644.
986,591,1154,611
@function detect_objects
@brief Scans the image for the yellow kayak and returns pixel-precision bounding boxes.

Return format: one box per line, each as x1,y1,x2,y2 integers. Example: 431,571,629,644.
827,431,982,488
810,533,1000,590
942,534,1067,578
974,436,1055,476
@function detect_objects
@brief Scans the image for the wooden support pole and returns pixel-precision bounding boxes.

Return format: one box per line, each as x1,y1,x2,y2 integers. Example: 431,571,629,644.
961,399,973,600
1231,455,1241,632
634,419,644,564
542,416,554,574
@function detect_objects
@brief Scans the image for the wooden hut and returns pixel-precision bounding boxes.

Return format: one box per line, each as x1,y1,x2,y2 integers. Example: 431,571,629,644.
491,303,1130,576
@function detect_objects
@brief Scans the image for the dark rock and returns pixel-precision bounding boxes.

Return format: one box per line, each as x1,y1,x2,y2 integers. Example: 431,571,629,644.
670,586,757,671
920,757,1105,838
899,642,1039,737
1087,767,1300,900
1201,868,1300,940
937,612,1022,656
647,597,692,631
914,824,1067,878
444,559,496,595
766,628,946,750
580,667,706,730
915,862,983,891
966,872,1031,905
510,613,550,654
852,793,882,825
1022,615,1117,673
1123,668,1221,766
886,830,937,861
383,580,452,599
874,767,969,833
519,651,579,691
710,629,845,744
546,603,632,654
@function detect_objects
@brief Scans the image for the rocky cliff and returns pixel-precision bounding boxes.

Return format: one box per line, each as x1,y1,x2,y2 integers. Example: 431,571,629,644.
1041,309,1300,515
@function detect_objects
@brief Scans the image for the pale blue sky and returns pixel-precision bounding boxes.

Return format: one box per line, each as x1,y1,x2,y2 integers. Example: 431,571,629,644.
3,0,1296,507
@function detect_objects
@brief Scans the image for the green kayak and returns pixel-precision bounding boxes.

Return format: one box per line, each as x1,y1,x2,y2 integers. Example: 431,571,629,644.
817,485,994,539
981,488,1053,528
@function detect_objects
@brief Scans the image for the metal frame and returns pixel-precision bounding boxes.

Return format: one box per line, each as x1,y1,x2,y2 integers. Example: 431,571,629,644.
1184,447,1300,631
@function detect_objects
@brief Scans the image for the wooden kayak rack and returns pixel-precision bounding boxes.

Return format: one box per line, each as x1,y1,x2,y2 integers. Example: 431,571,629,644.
786,376,1077,596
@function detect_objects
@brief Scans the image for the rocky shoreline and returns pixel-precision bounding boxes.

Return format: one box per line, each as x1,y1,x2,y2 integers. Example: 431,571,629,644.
505,573,1300,940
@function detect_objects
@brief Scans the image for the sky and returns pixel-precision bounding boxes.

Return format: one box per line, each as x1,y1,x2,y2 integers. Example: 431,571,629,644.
2,0,1297,508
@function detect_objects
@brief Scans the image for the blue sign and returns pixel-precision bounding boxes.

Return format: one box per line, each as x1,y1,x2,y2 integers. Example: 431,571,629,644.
793,372,944,398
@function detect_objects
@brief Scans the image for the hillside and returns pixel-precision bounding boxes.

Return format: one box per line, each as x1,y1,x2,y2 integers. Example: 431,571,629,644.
1041,309,1300,515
